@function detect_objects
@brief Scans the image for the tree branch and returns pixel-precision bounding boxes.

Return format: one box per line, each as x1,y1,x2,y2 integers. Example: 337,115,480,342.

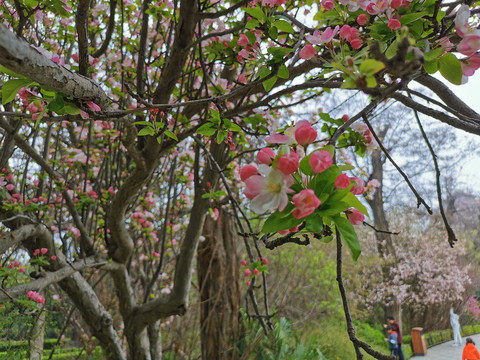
0,23,109,108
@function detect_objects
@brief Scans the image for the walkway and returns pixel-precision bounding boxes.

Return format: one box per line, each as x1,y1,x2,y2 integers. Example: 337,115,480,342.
413,333,480,360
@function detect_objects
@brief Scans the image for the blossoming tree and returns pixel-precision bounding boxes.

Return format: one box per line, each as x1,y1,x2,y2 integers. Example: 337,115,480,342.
1,0,480,358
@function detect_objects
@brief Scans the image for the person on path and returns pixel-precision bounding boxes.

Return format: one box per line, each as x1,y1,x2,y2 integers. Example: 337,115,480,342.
451,308,462,346
384,316,404,360
462,337,480,360
385,326,399,359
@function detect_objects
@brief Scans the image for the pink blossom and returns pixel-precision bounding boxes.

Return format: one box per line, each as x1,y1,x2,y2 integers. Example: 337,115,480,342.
334,174,351,189
322,0,335,10
244,174,265,199
461,55,480,76
390,0,402,9
262,258,268,264
241,260,247,266
238,73,247,84
237,34,249,47
257,147,276,165
458,35,480,57
240,164,258,181
309,150,333,173
253,268,259,275
357,14,368,26
277,152,299,175
292,189,321,219
85,101,101,111
51,255,57,260
33,249,40,256
249,168,294,213
388,19,401,30
321,25,340,43
345,208,364,225
350,38,363,49
299,44,317,60
265,133,290,144
294,121,317,146
455,4,471,36
244,268,252,277
40,248,48,255
349,177,365,195
6,183,14,191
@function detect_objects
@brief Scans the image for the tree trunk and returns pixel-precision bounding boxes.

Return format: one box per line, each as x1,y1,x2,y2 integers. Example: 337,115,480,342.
197,209,241,360
29,306,46,360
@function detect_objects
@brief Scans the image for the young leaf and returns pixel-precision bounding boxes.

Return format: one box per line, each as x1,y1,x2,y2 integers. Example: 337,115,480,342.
261,205,303,233
305,212,323,233
273,20,294,34
359,59,385,76
164,130,178,141
262,76,277,92
242,6,266,22
332,215,362,261
439,53,462,85
277,64,290,79
197,123,217,136
138,127,155,136
2,79,34,105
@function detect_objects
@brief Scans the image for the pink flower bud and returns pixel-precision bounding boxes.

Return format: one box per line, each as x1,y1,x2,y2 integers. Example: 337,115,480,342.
292,189,321,219
277,152,299,175
51,256,57,260
40,248,48,255
309,150,333,173
388,19,401,30
6,184,14,191
253,268,259,275
299,45,317,60
241,260,247,266
350,177,365,195
257,147,276,165
33,249,40,256
346,208,365,225
240,164,258,181
244,268,252,277
294,123,317,147
262,258,268,264
357,14,368,26
334,174,351,189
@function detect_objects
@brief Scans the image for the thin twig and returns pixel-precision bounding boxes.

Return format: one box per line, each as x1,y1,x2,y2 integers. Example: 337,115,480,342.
362,115,432,214
363,221,400,235
408,91,457,247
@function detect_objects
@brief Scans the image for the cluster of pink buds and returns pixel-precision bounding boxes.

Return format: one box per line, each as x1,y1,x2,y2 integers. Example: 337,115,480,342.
27,291,45,304
241,258,268,286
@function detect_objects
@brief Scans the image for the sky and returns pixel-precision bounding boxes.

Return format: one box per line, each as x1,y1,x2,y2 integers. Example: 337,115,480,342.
442,74,480,193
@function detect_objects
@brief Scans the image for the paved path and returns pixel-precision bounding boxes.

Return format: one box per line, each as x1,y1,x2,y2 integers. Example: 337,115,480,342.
413,333,480,360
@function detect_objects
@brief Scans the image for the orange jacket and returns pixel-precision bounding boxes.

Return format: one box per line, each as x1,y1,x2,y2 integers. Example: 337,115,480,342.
463,343,480,360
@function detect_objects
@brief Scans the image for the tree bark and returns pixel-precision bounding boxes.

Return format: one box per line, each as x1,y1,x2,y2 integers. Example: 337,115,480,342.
197,208,241,360
29,305,46,360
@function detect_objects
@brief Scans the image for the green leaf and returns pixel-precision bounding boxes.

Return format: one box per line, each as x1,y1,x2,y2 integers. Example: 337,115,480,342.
0,66,23,78
1,78,34,105
164,130,178,141
400,12,428,25
63,103,80,115
245,19,260,29
258,66,272,79
317,235,333,243
242,6,265,22
439,53,462,85
305,212,323,233
216,129,227,143
210,109,221,123
277,64,289,79
385,40,399,60
424,48,445,61
197,123,217,136
299,155,314,176
317,201,350,217
138,127,155,136
273,20,294,34
359,59,385,76
267,47,294,60
268,26,278,40
332,215,362,261
47,93,65,112
261,204,303,233
262,76,277,92
24,0,39,7
423,59,438,74
51,0,69,16
343,192,369,215
133,121,153,127
366,76,377,88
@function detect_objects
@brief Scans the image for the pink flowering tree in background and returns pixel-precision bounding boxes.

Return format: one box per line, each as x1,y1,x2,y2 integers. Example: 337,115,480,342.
0,0,480,359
